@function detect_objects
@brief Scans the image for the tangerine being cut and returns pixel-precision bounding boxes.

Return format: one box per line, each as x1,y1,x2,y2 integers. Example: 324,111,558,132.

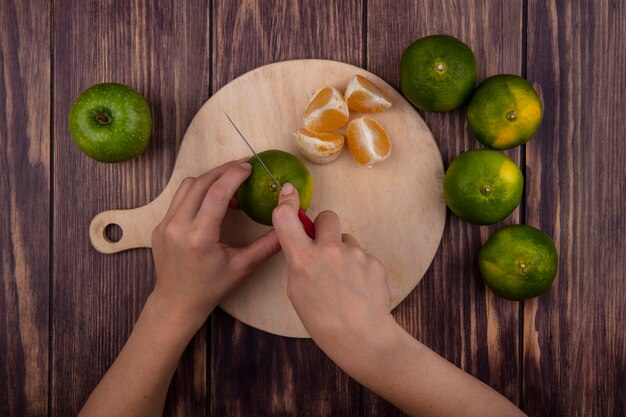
303,86,350,132
236,150,313,226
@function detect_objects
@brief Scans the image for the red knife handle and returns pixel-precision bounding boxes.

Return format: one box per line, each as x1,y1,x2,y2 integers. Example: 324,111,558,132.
297,208,316,239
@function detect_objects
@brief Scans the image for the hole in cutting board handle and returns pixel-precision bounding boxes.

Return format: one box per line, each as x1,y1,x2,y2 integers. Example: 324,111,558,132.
104,223,123,243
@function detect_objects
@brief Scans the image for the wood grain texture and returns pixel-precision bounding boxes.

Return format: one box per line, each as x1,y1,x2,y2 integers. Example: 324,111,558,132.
2,1,623,415
52,1,209,416
366,1,524,415
524,1,626,415
0,1,50,416
211,0,363,415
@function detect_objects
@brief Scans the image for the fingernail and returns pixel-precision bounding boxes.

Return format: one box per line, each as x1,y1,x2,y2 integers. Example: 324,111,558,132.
281,183,294,195
239,162,252,170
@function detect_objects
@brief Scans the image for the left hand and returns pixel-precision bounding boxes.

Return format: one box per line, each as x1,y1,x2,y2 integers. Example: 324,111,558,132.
149,159,280,331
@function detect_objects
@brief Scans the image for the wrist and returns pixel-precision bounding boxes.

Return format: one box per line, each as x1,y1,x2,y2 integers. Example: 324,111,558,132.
322,315,419,384
143,291,210,340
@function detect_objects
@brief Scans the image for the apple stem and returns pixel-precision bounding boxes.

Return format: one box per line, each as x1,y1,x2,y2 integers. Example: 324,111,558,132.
96,112,112,125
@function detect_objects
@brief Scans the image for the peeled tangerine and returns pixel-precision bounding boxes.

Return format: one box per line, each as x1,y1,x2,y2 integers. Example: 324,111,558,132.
346,117,391,166
344,75,392,113
294,128,345,165
303,86,350,132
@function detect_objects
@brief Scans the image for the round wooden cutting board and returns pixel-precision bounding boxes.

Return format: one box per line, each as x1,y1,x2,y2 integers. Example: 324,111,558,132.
90,59,446,338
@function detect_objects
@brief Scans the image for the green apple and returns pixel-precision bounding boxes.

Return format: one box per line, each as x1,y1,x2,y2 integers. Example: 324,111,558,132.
69,83,152,163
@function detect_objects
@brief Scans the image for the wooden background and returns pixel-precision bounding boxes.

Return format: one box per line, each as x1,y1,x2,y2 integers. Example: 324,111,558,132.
1,0,624,416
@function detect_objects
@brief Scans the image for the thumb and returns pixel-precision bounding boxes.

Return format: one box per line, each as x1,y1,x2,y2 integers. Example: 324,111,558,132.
272,183,311,257
233,229,281,274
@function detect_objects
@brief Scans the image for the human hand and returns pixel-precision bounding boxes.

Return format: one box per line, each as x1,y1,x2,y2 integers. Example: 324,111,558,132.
271,183,394,359
271,185,526,417
150,159,280,332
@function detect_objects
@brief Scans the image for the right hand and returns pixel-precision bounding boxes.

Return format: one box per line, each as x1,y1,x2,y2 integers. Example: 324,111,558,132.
272,183,394,356
273,184,528,417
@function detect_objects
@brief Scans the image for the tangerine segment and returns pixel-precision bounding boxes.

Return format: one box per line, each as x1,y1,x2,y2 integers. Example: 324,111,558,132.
294,128,345,165
346,117,392,166
344,75,392,113
303,86,350,132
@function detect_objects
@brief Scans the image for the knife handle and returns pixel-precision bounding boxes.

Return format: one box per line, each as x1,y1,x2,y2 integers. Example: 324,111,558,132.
297,208,316,239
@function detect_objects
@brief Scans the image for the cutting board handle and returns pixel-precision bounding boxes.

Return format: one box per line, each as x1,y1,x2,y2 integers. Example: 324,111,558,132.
89,204,161,254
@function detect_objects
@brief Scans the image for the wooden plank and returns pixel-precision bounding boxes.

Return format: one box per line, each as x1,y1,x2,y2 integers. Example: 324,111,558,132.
0,1,50,416
365,1,524,415
524,1,626,415
51,2,210,416
211,1,363,415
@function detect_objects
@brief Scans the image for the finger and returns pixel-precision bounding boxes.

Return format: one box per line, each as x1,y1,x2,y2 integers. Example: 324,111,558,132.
272,183,311,257
232,229,281,275
341,233,360,247
175,159,246,219
162,177,196,222
195,162,253,233
314,210,342,244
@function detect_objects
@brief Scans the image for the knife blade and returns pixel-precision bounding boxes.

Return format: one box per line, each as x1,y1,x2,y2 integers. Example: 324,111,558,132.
224,112,316,239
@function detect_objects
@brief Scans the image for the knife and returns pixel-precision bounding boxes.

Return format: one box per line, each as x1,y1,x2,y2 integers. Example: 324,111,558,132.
224,112,316,239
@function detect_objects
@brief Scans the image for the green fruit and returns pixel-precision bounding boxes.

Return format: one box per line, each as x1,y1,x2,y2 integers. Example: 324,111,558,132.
236,150,313,226
69,83,152,163
479,225,558,300
443,150,523,225
400,34,477,112
467,74,543,150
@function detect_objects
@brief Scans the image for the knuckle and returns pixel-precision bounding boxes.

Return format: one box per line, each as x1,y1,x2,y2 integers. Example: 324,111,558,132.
327,241,342,251
162,222,180,241
272,203,293,220
320,243,342,260
345,245,370,265
318,210,338,220
181,177,195,187
188,231,208,250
